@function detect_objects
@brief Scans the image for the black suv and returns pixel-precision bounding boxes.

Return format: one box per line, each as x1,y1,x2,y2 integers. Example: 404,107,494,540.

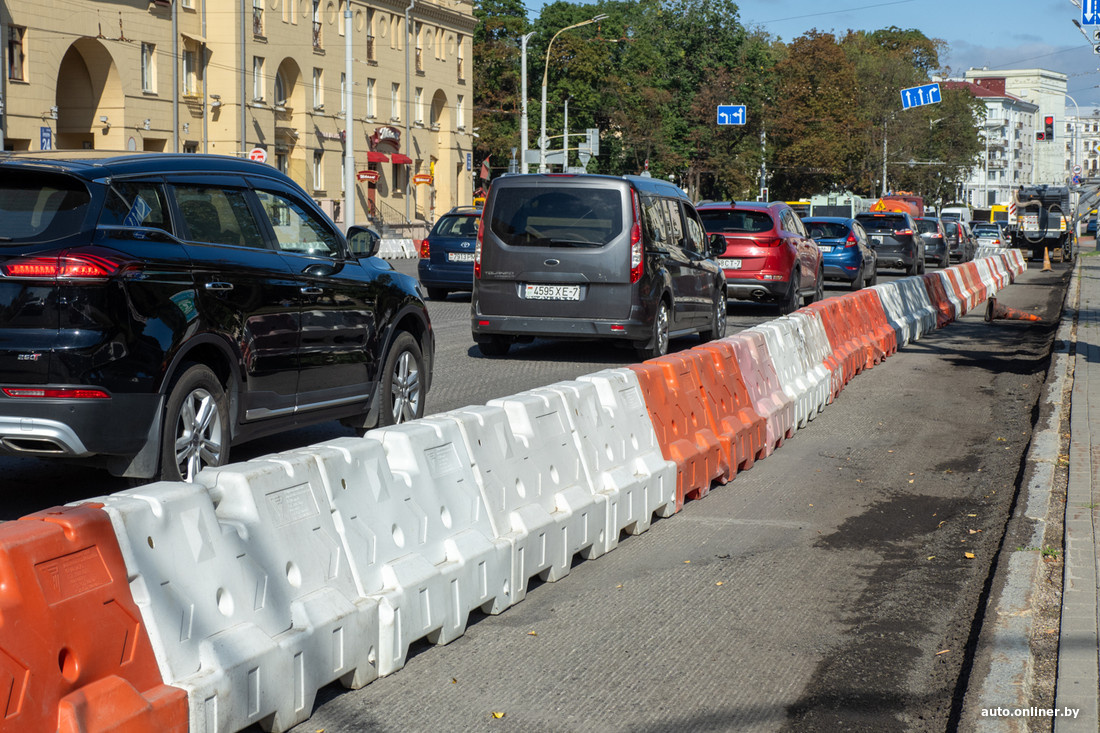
0,152,433,481
855,211,925,275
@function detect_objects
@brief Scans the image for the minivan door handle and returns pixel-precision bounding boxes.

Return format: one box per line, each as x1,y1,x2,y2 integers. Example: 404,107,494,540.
300,286,324,296
205,281,234,291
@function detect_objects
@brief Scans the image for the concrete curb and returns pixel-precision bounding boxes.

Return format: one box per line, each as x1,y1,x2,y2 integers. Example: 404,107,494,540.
963,257,1079,731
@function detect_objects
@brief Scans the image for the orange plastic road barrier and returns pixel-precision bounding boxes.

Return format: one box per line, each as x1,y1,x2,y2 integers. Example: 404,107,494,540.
0,505,187,733
921,273,955,328
850,289,898,360
836,294,885,368
692,340,769,473
804,299,865,385
960,263,989,304
941,268,973,315
629,356,726,511
723,332,795,457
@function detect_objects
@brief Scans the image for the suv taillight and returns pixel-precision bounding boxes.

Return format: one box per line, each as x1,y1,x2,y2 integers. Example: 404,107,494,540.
1,252,119,281
894,228,914,236
845,233,857,248
3,387,110,399
418,239,430,258
759,236,782,247
629,191,643,283
474,212,484,279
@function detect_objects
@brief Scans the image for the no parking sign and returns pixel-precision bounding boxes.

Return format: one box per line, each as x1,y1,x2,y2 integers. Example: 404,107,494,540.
248,147,267,164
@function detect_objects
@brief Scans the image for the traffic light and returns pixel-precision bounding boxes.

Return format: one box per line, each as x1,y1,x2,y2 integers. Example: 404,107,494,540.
1044,115,1055,141
1036,130,1046,141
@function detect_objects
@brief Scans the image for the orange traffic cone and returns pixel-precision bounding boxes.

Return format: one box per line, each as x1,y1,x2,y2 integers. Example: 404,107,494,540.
985,297,1042,322
1041,248,1052,271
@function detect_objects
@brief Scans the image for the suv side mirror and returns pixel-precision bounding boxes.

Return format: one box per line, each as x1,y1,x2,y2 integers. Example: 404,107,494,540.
708,232,727,258
346,225,381,258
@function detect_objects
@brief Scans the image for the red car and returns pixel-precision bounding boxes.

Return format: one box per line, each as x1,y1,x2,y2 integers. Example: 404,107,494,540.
697,201,823,314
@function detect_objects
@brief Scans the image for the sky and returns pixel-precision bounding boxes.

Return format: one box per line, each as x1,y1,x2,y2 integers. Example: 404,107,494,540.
524,0,1100,112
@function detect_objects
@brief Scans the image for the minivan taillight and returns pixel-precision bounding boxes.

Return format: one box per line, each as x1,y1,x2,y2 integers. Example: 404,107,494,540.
629,191,643,283
1,253,119,281
418,239,430,258
474,213,484,279
845,233,857,248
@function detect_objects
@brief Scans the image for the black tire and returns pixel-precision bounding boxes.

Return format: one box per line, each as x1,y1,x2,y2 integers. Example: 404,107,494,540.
636,300,670,359
918,259,926,274
778,271,801,315
379,332,425,426
426,287,449,301
803,267,824,305
159,363,229,483
700,291,727,342
866,265,878,286
849,264,863,291
905,260,918,276
477,336,511,357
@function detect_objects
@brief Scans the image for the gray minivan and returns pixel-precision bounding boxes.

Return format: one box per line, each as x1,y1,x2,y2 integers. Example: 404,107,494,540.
472,174,727,358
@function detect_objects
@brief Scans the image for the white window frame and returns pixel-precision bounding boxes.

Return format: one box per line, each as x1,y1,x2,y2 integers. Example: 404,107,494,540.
8,26,26,82
339,72,346,114
391,82,400,121
141,42,156,93
313,68,323,110
366,78,376,118
414,87,423,124
182,47,198,96
253,56,265,102
313,150,324,191
457,94,465,129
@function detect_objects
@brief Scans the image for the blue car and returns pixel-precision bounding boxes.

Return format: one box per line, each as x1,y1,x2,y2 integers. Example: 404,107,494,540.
803,216,878,290
417,206,482,300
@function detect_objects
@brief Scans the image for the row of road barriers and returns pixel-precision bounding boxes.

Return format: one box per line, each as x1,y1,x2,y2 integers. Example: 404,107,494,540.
0,250,1025,732
377,238,418,259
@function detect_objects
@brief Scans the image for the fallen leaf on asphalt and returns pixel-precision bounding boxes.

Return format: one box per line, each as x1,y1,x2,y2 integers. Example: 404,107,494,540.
491,712,506,719
684,560,691,564
969,529,980,534
908,479,915,484
965,552,975,559
616,584,624,589
938,521,946,528
996,437,1006,442
809,504,814,507
888,449,894,453
928,555,936,560
944,469,953,474
452,678,458,684
856,479,863,483
909,472,915,476
716,581,724,586
968,514,977,517
527,631,537,636
935,649,950,656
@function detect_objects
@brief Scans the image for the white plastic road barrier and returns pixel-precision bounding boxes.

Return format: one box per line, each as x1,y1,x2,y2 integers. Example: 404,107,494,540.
890,277,938,339
543,370,678,543
750,320,823,430
973,257,1001,298
723,332,795,455
81,477,378,733
871,282,916,348
986,255,1012,288
441,394,606,606
935,269,966,320
785,310,842,402
775,316,832,414
379,238,417,259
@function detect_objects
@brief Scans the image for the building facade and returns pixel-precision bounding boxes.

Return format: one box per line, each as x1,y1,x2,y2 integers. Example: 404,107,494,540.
944,78,1038,207
0,0,477,229
1065,113,1100,181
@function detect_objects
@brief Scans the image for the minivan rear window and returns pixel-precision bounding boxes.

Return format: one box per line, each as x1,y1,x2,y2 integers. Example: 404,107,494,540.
0,172,91,243
488,187,622,247
698,209,773,234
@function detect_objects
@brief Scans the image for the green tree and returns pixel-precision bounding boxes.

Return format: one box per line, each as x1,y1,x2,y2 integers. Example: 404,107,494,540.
472,0,529,175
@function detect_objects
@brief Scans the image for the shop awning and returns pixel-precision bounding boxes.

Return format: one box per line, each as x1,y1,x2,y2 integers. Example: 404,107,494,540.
366,151,389,163
390,153,413,165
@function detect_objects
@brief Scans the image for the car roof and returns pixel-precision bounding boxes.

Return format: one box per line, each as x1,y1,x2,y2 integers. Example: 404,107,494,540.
802,216,853,224
489,172,688,200
696,200,782,211
0,150,285,181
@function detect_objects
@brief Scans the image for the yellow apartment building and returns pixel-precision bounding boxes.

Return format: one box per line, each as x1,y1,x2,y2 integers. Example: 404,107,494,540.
0,0,477,230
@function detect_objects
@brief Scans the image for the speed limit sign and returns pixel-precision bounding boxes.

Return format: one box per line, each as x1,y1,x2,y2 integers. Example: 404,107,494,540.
248,147,268,164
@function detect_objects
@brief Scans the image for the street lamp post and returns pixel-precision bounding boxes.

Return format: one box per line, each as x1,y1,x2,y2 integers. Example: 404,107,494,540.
539,14,607,174
519,32,535,174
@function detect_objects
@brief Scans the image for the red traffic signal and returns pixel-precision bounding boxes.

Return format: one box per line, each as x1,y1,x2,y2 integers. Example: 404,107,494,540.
1044,115,1055,141
1036,130,1046,141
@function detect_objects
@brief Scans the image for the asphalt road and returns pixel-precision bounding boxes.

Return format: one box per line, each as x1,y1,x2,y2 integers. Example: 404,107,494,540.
0,255,1072,732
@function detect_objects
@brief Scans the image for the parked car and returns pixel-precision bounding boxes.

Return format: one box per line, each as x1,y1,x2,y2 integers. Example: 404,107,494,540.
1086,216,1097,236
802,216,877,290
472,173,727,358
972,222,1008,248
915,216,950,267
945,220,976,263
417,205,482,300
0,151,434,481
854,211,926,275
697,201,824,314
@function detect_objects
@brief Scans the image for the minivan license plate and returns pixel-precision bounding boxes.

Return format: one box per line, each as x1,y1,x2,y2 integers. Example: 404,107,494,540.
718,258,742,269
524,284,580,301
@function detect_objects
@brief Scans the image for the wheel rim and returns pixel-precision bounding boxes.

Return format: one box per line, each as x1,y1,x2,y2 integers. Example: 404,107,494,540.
656,304,669,355
390,349,421,423
173,387,223,482
715,296,726,337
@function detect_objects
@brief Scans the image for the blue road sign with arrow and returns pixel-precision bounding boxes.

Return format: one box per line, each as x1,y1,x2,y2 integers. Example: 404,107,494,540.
1085,0,1100,25
900,82,942,111
716,105,746,125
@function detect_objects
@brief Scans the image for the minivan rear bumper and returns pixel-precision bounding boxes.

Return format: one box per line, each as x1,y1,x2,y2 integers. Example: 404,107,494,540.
0,391,159,458
471,311,651,342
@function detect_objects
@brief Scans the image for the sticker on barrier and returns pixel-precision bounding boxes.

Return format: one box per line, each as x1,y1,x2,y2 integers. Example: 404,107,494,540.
0,504,188,733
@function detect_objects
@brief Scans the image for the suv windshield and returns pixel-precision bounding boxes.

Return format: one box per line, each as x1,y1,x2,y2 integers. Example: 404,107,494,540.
698,209,774,234
0,172,91,243
488,187,622,247
432,214,481,238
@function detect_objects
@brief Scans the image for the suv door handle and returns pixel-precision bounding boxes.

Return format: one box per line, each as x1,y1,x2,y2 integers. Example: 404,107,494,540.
205,281,234,291
300,286,324,296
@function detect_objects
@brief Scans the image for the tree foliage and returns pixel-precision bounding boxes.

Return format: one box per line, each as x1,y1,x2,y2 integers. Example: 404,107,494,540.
472,1,984,205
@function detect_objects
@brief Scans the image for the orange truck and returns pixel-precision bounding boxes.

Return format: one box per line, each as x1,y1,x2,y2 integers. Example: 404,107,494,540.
870,193,924,219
